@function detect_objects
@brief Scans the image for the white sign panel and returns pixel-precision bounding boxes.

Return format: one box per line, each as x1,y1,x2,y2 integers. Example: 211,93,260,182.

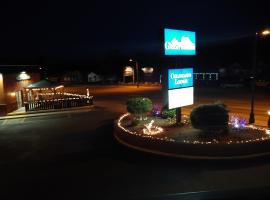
124,66,134,76
168,87,194,109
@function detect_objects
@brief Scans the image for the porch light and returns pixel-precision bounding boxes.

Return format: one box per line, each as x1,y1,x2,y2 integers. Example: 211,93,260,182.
16,71,30,81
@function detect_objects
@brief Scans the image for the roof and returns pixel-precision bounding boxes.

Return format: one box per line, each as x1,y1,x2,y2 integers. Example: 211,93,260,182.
26,79,63,89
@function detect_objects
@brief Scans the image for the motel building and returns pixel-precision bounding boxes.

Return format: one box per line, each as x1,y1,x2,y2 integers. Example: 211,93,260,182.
0,66,93,116
0,66,41,116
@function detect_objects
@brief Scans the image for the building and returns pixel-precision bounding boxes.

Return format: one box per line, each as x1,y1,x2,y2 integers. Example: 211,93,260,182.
62,70,83,83
88,72,103,83
0,66,40,115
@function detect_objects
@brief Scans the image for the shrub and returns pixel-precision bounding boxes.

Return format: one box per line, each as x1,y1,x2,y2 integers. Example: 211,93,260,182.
162,108,176,119
190,103,229,133
126,97,153,118
214,100,227,109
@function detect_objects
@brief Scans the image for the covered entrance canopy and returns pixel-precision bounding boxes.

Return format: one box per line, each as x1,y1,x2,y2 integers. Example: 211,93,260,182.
27,79,63,90
24,79,93,112
26,79,64,102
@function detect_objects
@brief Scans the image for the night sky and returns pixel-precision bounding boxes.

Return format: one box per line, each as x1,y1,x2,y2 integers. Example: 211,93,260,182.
0,0,269,68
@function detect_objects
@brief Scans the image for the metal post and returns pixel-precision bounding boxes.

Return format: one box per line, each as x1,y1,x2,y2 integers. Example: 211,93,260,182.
136,61,139,88
176,107,181,125
175,56,181,125
132,67,135,84
249,33,257,124
162,66,168,108
123,68,125,84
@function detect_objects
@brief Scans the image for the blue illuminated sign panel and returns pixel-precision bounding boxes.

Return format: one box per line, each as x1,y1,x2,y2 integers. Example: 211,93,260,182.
164,29,196,55
168,68,193,90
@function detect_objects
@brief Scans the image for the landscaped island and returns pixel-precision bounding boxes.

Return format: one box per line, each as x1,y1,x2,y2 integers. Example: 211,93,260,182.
114,97,270,159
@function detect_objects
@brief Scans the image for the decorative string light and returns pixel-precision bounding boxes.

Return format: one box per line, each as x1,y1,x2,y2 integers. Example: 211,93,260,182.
229,114,247,129
117,113,270,145
34,92,93,99
117,113,174,142
143,120,164,135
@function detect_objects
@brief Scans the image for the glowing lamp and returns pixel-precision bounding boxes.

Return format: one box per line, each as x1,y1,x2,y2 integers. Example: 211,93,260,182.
9,92,16,97
262,30,270,36
142,67,154,74
16,71,30,81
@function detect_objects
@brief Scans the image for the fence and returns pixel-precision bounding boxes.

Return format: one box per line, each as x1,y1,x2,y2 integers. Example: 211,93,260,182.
24,96,93,112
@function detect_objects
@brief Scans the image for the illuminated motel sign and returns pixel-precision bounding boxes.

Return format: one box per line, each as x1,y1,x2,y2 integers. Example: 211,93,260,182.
168,68,194,109
164,29,196,55
164,28,196,110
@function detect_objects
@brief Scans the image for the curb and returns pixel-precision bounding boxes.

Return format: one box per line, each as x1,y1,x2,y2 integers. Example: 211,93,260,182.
114,131,270,160
0,105,94,120
114,115,270,160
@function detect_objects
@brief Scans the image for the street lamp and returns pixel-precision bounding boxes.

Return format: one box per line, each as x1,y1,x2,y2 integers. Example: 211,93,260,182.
249,29,270,124
129,59,139,88
262,30,270,36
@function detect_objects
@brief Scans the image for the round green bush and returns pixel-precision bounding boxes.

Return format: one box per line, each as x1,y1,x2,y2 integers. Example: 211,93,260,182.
190,103,229,133
126,97,153,115
161,108,176,119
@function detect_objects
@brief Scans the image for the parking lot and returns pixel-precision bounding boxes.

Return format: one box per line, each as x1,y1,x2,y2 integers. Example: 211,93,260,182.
0,85,270,199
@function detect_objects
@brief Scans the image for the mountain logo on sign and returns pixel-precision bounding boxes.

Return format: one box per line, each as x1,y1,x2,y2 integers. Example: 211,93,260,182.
165,37,195,51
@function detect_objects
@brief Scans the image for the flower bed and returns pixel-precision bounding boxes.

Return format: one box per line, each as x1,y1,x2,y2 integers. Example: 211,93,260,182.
114,113,270,159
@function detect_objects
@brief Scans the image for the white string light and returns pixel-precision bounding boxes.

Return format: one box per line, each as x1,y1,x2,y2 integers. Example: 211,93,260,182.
143,120,164,135
33,92,93,99
117,113,175,142
117,113,270,145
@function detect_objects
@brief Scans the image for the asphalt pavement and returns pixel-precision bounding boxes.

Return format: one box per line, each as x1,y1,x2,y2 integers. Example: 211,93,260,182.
0,85,270,200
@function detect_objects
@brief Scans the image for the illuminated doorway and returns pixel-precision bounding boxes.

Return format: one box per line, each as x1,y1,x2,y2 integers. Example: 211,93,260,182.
16,90,23,108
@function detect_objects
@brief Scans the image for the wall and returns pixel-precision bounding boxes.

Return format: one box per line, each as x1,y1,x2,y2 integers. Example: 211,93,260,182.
1,72,40,114
0,73,4,104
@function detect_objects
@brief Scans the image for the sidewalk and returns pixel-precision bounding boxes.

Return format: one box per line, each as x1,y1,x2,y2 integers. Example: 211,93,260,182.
0,105,94,120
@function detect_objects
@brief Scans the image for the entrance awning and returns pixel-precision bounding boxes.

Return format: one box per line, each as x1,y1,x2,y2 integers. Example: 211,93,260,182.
26,79,64,90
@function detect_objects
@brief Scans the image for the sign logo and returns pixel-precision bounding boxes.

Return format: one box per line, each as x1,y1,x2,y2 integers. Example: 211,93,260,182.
164,29,196,55
168,68,193,89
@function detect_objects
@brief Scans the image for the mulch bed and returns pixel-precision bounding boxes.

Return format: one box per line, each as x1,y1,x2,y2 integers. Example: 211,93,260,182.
121,116,270,144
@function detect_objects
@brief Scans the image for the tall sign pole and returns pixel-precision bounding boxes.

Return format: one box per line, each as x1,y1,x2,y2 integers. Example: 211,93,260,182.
175,57,181,124
163,28,196,125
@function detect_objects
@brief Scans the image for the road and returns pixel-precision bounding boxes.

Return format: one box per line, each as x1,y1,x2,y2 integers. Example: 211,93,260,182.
0,85,270,199
88,85,270,126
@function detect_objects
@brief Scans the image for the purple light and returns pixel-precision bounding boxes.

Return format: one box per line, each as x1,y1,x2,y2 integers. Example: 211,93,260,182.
152,104,162,117
230,115,247,129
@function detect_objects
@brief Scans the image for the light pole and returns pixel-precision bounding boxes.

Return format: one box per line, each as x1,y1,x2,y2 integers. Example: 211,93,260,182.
129,59,139,88
249,29,270,124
